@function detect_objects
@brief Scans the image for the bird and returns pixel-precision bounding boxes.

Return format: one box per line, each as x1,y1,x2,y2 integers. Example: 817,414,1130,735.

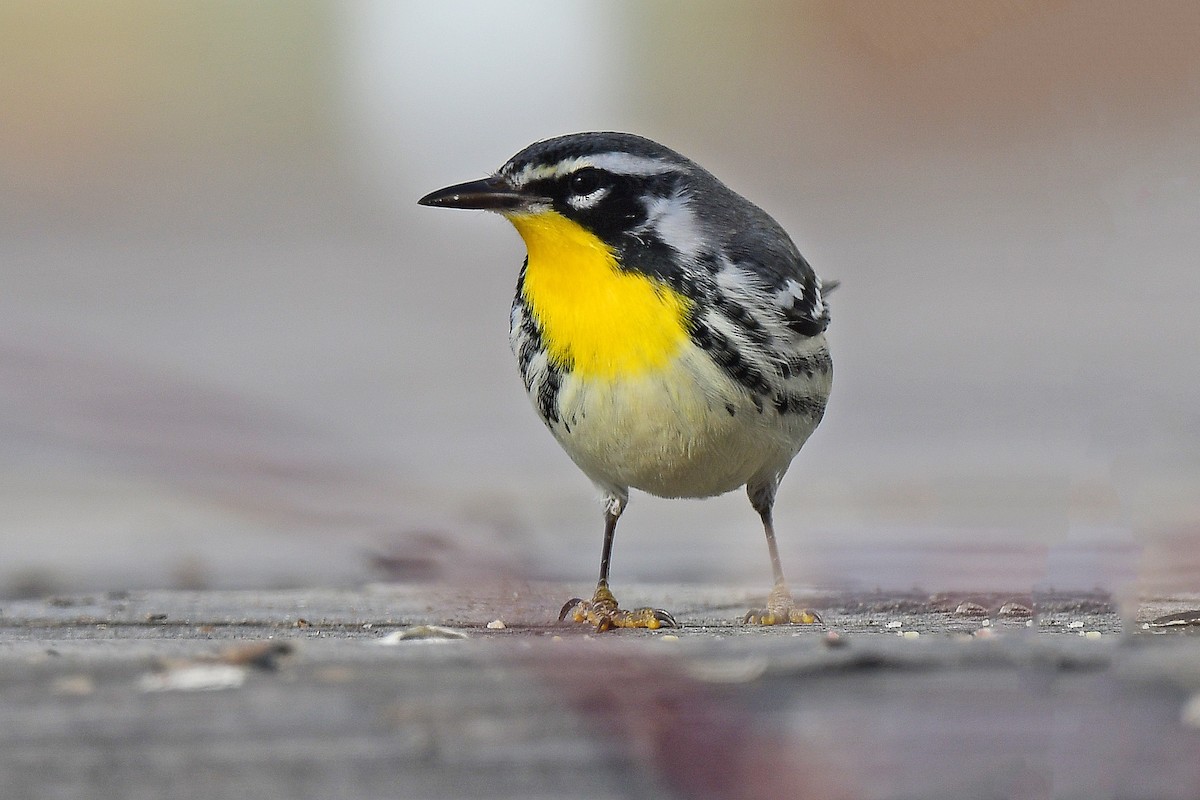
419,132,834,631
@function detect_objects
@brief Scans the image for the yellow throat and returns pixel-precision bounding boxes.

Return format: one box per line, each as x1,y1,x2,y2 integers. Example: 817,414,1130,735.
507,210,691,380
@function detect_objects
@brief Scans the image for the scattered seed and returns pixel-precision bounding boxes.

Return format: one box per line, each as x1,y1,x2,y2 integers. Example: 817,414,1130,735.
218,641,293,670
139,664,246,693
998,602,1033,618
686,656,767,683
1181,693,1200,729
51,675,96,696
1147,610,1200,629
378,625,468,644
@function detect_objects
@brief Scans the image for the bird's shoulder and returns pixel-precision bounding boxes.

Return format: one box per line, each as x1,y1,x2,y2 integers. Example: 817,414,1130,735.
717,232,832,340
685,185,832,338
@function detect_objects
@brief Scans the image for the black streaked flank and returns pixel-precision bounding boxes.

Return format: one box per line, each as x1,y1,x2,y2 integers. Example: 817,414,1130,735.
512,264,544,389
689,319,773,399
773,393,826,417
778,350,832,380
713,293,772,346
512,261,564,427
537,365,562,425
516,318,540,390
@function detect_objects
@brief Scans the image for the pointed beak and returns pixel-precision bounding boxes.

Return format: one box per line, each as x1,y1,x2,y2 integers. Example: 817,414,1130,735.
418,176,541,212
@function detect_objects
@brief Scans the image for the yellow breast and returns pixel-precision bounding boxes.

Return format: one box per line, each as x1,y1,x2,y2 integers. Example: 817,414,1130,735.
507,211,691,380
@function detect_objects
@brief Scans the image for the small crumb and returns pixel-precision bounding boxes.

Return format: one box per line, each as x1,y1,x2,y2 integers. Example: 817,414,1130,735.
901,630,920,639
686,656,767,683
217,641,293,670
1083,630,1102,640
486,619,506,630
1181,692,1200,729
980,618,992,627
659,634,679,641
313,666,356,684
551,635,563,641
1142,622,1150,630
998,602,1033,618
361,622,373,630
140,664,246,693
1067,620,1084,629
294,618,310,628
885,620,902,629
378,625,468,644
1147,610,1200,629
51,675,96,696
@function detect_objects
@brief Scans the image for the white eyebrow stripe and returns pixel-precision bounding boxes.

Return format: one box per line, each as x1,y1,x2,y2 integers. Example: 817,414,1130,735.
582,152,676,176
505,153,677,186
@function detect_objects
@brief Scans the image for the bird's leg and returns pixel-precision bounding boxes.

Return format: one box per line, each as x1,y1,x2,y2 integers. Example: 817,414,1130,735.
743,484,822,626
558,494,677,631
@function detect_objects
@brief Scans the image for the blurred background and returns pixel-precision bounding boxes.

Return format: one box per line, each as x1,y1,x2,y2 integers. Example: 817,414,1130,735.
3,0,1198,599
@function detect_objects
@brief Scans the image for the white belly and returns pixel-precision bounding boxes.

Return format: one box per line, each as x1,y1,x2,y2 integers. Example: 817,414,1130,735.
547,343,827,499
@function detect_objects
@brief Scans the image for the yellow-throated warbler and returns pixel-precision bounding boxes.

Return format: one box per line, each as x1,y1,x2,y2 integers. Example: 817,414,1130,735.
419,132,834,630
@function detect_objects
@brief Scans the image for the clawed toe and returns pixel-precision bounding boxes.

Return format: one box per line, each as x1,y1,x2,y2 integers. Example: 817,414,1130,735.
650,608,678,628
743,607,822,625
744,582,823,626
558,598,586,622
558,586,677,631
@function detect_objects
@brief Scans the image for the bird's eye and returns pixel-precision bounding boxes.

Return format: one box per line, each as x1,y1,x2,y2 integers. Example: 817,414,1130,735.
568,168,606,196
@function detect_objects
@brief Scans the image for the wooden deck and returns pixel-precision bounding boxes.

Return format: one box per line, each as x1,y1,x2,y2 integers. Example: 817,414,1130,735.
1,584,1198,799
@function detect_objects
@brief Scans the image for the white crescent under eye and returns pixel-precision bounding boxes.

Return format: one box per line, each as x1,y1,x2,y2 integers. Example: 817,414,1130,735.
566,186,609,209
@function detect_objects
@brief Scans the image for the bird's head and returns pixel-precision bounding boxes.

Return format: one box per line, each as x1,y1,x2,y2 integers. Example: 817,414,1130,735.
419,132,717,260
